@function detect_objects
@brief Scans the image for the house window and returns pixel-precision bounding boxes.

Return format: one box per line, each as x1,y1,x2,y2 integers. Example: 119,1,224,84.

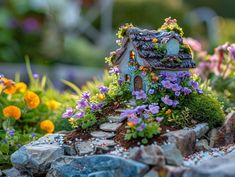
166,38,180,55
125,74,130,82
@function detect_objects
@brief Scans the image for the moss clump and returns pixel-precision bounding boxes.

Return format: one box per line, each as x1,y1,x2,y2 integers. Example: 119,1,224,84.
159,17,184,36
116,23,134,39
182,93,225,128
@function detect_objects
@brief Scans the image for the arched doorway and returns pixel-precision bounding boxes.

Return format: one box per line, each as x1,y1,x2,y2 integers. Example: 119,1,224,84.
134,76,143,91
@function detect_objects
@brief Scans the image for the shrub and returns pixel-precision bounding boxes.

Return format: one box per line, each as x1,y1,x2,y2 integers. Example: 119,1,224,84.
182,93,225,128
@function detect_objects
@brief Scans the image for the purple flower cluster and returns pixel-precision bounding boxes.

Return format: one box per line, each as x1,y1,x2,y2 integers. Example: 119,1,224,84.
161,95,179,107
62,108,74,118
109,66,120,75
6,128,15,137
76,99,89,109
133,90,147,100
99,86,109,94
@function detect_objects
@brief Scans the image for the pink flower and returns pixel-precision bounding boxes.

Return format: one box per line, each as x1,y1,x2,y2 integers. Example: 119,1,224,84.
183,38,202,52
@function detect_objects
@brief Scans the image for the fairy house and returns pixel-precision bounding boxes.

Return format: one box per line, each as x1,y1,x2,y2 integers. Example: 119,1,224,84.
112,19,196,92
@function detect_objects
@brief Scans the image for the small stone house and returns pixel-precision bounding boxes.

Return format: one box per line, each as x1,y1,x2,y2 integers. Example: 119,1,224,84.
112,26,196,92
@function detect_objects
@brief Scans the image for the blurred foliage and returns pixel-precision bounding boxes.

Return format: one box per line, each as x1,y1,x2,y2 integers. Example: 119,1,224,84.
219,18,235,43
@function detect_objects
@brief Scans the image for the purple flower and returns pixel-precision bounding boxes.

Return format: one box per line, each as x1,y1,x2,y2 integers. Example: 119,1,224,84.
228,46,235,61
135,105,147,114
22,17,39,32
97,103,104,109
62,108,74,118
149,104,160,114
188,80,199,90
171,83,181,92
134,90,147,100
181,87,192,95
76,99,89,109
121,109,136,118
197,89,204,94
161,80,172,89
72,111,85,119
165,72,177,82
148,89,155,95
99,86,109,94
33,73,39,79
160,71,168,77
175,91,181,97
161,95,173,106
128,116,141,125
6,128,15,137
143,113,149,119
31,133,36,138
90,103,98,111
136,123,146,132
109,66,120,74
172,100,179,107
82,91,90,101
156,117,164,122
118,78,124,85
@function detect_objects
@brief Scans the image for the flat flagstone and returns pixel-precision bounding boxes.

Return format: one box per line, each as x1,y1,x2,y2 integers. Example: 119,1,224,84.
99,122,122,132
75,141,96,156
90,131,115,139
92,139,116,147
108,115,127,123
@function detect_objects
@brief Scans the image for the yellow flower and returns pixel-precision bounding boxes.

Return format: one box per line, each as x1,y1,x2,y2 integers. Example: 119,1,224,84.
16,82,27,93
40,120,55,133
2,78,16,94
97,93,105,101
46,100,60,110
152,38,158,43
3,105,21,120
24,91,40,109
127,121,135,128
165,109,172,115
68,118,76,124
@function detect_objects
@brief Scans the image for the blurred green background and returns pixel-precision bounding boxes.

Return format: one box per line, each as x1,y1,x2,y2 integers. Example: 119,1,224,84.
0,0,235,87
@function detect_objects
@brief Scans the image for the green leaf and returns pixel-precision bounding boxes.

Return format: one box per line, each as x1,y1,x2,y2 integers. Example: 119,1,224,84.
61,80,81,95
141,138,148,144
0,143,9,154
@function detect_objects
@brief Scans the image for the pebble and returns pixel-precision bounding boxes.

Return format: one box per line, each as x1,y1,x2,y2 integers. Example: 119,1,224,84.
99,122,122,132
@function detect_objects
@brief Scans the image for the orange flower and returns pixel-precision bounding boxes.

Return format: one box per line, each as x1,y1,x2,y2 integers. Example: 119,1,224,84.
16,82,27,93
97,93,105,101
127,121,135,128
165,109,172,115
40,120,55,133
152,75,159,81
139,66,144,70
3,105,21,120
2,78,16,94
152,38,158,43
46,100,60,110
24,91,40,109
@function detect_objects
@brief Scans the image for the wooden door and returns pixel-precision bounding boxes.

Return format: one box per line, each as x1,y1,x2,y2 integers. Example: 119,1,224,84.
134,76,143,91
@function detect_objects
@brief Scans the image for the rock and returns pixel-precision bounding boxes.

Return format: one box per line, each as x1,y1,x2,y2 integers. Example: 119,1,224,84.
193,123,209,139
47,155,149,177
11,134,64,176
90,131,115,139
214,112,235,147
161,144,183,166
0,170,2,176
108,115,126,123
208,128,218,147
99,122,122,132
162,129,196,156
92,139,116,147
129,145,165,167
2,167,28,177
63,144,77,156
88,171,114,177
195,139,210,151
75,141,96,156
143,166,187,177
143,168,159,177
183,151,235,177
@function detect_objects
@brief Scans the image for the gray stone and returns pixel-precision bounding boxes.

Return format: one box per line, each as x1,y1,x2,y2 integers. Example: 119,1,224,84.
92,139,116,147
143,169,159,177
2,167,27,177
75,141,96,156
162,129,196,156
88,171,115,177
183,151,235,177
47,155,149,177
63,144,77,156
161,144,183,166
208,128,218,147
193,123,209,139
99,122,122,132
214,112,235,147
195,139,210,151
108,115,127,123
129,145,165,167
11,136,64,176
90,131,115,139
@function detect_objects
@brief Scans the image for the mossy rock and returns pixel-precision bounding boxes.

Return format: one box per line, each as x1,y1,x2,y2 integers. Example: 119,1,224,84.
182,93,225,128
